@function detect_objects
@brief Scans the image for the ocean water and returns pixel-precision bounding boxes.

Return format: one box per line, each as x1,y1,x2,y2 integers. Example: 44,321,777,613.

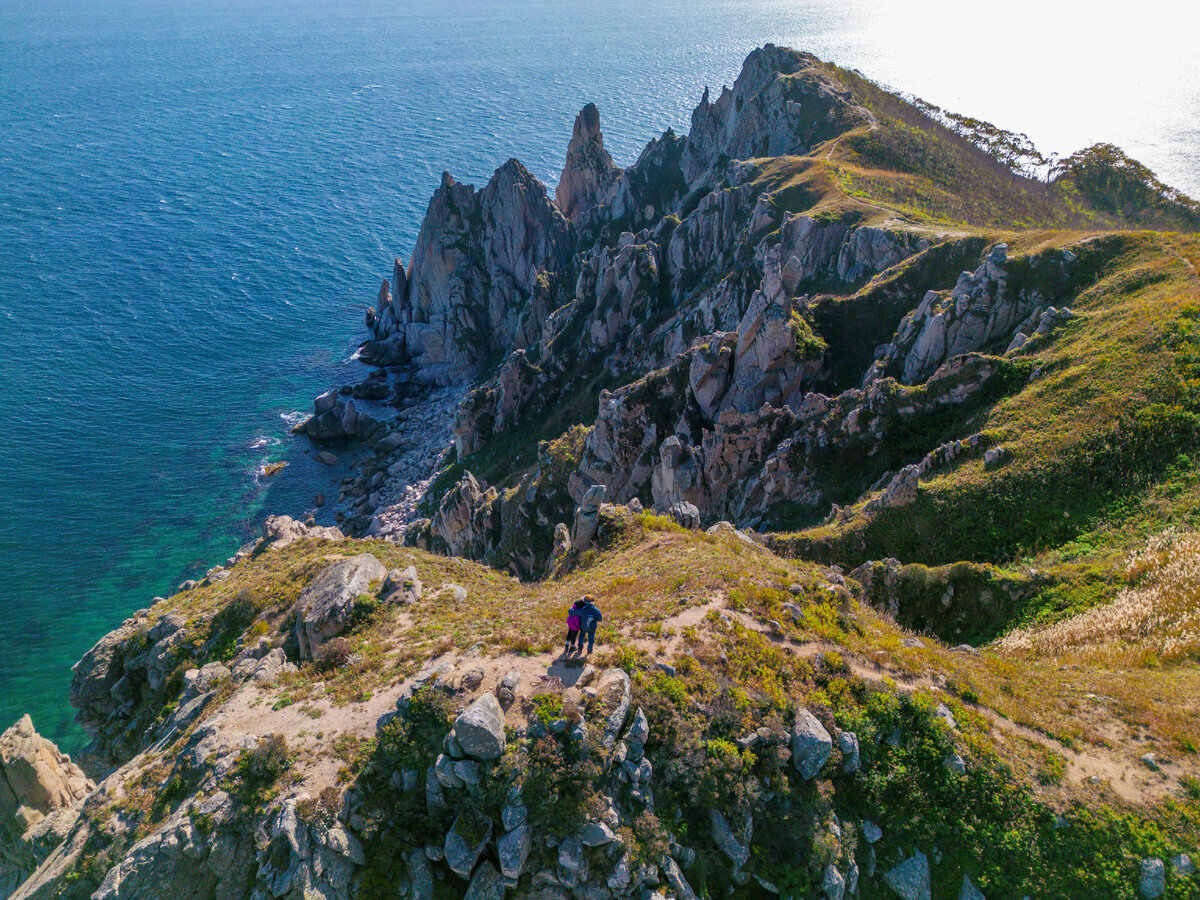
1,0,1198,750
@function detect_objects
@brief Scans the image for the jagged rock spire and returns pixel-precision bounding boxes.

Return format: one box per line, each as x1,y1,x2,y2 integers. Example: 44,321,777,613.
556,103,621,221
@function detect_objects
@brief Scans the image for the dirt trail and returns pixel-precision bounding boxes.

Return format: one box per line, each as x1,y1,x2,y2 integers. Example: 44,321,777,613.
234,592,1177,804
822,105,877,163
600,598,1177,804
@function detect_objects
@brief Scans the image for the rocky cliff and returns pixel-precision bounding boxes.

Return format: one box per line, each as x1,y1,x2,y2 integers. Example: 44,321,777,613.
6,43,1200,900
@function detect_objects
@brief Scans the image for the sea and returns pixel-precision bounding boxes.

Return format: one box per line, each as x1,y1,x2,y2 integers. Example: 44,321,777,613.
2,0,1198,750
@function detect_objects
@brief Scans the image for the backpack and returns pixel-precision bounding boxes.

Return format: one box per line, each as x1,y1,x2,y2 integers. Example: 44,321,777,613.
567,612,581,630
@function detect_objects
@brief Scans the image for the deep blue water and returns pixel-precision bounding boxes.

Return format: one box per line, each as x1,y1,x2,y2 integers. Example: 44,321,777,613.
2,0,1198,750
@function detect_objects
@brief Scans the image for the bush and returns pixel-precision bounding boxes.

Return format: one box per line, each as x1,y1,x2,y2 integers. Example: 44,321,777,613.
233,734,290,804
315,637,353,672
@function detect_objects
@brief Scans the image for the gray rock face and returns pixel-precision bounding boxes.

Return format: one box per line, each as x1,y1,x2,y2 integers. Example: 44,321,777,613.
867,243,1078,387
791,708,832,779
1139,858,1166,899
884,850,931,900
680,45,867,188
452,693,506,760
557,103,621,221
293,553,386,660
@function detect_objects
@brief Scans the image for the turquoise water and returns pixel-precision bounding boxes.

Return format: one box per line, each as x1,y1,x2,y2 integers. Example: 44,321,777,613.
2,0,1198,750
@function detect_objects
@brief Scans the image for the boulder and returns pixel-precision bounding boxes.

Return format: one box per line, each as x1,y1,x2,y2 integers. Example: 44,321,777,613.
959,874,987,900
496,670,522,707
597,669,632,746
838,731,860,773
383,565,422,604
444,813,493,878
709,808,751,867
293,554,387,659
668,500,702,530
498,821,532,880
1139,858,1165,899
883,851,931,900
464,860,506,900
404,847,434,900
791,708,832,779
823,864,846,900
452,693,506,760
581,822,617,847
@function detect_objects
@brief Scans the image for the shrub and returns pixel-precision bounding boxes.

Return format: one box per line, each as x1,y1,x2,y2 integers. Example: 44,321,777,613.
233,734,290,804
315,637,353,672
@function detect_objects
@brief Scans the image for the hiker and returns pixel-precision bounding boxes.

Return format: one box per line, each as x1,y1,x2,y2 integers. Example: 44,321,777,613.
565,599,585,654
575,594,603,654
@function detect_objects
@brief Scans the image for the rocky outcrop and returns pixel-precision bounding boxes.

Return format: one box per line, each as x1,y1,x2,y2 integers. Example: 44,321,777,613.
0,718,92,841
557,103,621,221
0,717,93,894
294,553,387,660
260,515,344,550
296,390,379,443
866,243,1078,386
680,45,867,189
368,161,573,385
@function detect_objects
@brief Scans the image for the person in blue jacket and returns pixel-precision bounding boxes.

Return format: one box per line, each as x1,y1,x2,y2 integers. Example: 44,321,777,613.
575,594,603,654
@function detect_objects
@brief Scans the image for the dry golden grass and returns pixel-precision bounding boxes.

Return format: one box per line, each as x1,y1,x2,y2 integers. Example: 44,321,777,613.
999,529,1200,666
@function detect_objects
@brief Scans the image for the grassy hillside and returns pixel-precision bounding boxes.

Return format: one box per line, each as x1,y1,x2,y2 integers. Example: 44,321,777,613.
58,520,1200,898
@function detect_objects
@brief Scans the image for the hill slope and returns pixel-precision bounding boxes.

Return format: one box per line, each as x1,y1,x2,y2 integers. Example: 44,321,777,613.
4,45,1200,900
